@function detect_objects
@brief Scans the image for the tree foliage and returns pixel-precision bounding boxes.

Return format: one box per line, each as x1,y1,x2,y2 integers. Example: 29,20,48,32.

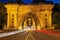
52,4,60,29
0,3,7,30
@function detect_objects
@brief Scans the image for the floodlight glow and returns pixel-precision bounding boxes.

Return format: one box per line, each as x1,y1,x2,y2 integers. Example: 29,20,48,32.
24,27,35,31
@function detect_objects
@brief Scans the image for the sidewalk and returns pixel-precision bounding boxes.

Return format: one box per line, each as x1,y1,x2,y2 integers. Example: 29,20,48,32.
0,29,19,33
0,30,3,33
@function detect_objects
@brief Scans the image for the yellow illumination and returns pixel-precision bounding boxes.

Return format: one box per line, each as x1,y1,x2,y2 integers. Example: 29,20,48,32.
18,26,22,30
5,4,54,30
37,26,41,30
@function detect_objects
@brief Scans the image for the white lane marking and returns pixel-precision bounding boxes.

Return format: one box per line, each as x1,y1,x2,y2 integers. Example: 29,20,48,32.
25,31,35,40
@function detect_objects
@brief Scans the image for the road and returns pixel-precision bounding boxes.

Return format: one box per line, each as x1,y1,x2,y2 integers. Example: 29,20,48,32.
0,30,60,40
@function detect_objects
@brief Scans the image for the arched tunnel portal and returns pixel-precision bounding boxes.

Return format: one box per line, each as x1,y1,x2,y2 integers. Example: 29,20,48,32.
19,13,40,29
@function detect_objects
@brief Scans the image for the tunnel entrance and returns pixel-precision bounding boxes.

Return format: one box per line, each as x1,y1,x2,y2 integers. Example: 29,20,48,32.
21,13,40,29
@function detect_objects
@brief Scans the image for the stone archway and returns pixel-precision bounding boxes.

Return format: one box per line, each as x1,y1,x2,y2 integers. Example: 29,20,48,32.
20,12,40,29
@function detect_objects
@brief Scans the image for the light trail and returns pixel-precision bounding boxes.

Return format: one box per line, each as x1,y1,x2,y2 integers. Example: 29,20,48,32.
0,27,35,38
0,30,26,37
24,27,35,31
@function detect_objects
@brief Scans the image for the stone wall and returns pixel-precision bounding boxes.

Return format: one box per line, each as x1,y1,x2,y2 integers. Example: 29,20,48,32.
5,4,54,30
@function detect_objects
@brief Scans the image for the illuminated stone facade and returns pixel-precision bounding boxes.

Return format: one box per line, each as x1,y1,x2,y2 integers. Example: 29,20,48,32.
5,4,54,30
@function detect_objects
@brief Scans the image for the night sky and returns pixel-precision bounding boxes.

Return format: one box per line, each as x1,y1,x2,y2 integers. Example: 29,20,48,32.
47,0,60,4
0,0,60,4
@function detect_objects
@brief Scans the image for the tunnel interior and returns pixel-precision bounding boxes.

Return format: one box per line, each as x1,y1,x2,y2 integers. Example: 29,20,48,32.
21,13,40,29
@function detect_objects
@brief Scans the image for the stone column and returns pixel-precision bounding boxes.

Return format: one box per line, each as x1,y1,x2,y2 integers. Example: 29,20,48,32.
5,4,18,29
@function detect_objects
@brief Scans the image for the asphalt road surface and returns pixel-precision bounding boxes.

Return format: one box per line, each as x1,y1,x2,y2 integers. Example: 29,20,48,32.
0,30,60,40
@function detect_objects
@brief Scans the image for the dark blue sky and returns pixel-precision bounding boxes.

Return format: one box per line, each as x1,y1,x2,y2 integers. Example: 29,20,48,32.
0,0,60,4
22,0,33,4
47,0,60,4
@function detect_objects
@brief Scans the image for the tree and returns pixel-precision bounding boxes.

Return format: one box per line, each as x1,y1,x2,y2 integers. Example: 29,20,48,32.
0,3,7,30
52,4,60,29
